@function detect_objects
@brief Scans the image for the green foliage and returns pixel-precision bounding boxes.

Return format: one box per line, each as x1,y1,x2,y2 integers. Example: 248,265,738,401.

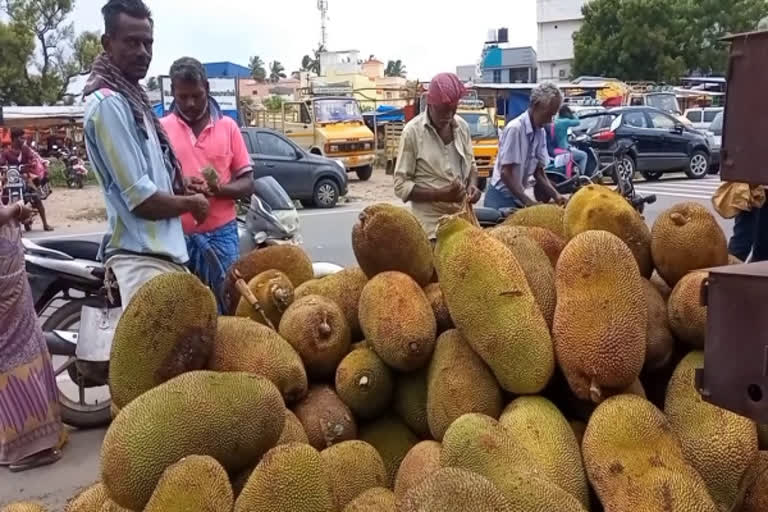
249,55,267,82
146,76,159,91
0,21,35,104
47,159,98,187
301,44,325,74
385,60,407,78
263,95,284,112
269,61,286,83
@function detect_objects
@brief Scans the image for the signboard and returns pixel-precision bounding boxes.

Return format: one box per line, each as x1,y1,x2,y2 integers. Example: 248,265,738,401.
159,76,239,114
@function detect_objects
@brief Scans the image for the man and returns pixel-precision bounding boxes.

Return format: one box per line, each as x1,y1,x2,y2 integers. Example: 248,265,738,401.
83,0,209,308
485,82,566,210
0,128,53,231
394,72,481,240
160,57,254,311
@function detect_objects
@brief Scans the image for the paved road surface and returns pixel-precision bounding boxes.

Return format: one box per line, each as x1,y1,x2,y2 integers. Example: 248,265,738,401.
1,176,734,508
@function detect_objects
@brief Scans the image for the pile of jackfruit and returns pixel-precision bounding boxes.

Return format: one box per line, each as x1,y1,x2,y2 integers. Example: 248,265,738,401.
8,184,768,512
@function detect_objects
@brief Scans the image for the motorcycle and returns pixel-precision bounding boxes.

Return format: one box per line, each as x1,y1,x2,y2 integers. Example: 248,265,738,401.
64,151,88,189
1,164,37,231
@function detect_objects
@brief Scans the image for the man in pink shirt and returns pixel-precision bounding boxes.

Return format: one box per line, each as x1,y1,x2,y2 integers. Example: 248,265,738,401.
160,57,253,311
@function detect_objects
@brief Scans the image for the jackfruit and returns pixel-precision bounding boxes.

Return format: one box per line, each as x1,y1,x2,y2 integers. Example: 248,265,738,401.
498,396,590,509
514,225,566,267
279,295,351,378
489,225,557,327
109,272,217,409
668,271,708,348
665,351,758,510
435,216,554,394
359,415,419,488
209,316,308,402
399,467,515,512
352,203,434,286
335,347,393,419
293,385,357,450
393,368,430,438
651,202,728,286
426,329,502,441
553,230,647,403
65,483,108,512
277,409,309,445
423,283,454,334
504,203,566,238
144,455,234,512
321,440,389,508
563,184,653,277
642,278,675,370
234,443,336,512
99,500,129,512
100,371,285,510
393,441,442,503
235,269,294,327
650,272,672,299
223,245,314,314
359,271,436,371
342,488,396,512
294,267,368,338
109,403,120,420
582,394,718,512
1,504,46,512
740,451,768,512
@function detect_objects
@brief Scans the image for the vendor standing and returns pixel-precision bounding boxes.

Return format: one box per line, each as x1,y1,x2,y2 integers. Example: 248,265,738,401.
394,72,481,240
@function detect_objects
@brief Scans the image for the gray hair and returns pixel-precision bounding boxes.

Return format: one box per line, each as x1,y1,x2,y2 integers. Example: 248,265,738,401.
530,82,563,108
169,57,208,85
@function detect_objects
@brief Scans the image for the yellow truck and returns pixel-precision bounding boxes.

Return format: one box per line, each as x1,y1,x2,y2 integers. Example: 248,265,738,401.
455,98,499,191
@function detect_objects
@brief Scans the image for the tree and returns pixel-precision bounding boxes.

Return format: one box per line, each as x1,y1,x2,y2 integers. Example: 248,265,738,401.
0,21,35,104
263,95,284,112
249,55,267,82
300,44,325,74
146,76,159,91
385,60,407,78
72,30,101,72
269,61,286,83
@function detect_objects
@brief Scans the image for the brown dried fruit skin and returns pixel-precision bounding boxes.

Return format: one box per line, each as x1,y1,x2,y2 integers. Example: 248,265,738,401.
335,347,394,420
667,271,708,349
294,267,368,338
398,467,516,512
423,283,454,334
321,441,389,509
504,203,567,239
553,230,647,403
393,441,442,503
293,385,357,450
651,202,728,286
641,278,675,370
234,269,294,328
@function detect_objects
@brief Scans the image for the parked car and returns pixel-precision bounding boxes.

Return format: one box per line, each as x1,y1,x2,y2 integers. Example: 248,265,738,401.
580,106,712,180
240,127,349,208
684,107,724,131
707,111,723,172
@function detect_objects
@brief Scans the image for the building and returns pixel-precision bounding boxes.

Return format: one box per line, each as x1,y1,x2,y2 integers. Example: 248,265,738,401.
481,46,538,84
456,65,479,83
536,0,589,81
238,77,302,106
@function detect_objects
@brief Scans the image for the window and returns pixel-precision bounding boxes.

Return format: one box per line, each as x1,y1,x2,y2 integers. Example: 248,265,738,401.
623,111,648,129
240,131,257,154
558,69,567,79
493,70,501,83
256,133,296,158
703,110,720,123
648,111,677,130
686,111,702,123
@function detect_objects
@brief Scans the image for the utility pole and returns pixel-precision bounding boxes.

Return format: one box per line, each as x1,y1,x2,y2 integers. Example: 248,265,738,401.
317,0,328,48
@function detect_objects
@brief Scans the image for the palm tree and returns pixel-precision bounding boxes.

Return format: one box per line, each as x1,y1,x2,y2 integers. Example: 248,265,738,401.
385,60,407,78
269,61,287,83
249,55,267,82
300,44,325,75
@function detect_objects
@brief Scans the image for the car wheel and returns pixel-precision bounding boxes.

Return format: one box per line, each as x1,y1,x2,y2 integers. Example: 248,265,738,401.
641,170,664,181
617,155,636,183
685,151,709,179
356,165,373,181
313,178,339,208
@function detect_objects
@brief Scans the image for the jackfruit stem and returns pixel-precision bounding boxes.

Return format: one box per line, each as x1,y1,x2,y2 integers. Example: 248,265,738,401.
318,311,332,337
589,379,603,403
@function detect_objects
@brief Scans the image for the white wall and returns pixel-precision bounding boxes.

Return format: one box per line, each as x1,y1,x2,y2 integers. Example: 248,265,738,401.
537,19,584,62
537,0,587,23
537,60,573,81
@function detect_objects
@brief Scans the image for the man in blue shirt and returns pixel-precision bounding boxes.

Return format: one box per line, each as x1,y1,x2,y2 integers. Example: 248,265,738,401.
83,0,209,307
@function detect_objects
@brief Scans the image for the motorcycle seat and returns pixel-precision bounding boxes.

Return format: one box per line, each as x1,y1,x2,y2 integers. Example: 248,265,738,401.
36,239,100,261
474,207,503,224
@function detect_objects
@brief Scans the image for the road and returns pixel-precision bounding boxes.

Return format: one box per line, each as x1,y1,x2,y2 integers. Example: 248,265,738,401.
1,175,731,509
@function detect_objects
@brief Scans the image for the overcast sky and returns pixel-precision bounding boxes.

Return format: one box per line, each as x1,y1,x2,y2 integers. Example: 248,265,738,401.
71,0,537,81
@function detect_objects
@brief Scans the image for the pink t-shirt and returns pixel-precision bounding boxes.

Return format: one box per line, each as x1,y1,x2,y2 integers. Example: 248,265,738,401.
161,113,252,234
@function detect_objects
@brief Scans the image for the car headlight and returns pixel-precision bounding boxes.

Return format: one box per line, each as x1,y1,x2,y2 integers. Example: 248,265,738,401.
334,159,346,171
363,142,372,150
330,144,340,153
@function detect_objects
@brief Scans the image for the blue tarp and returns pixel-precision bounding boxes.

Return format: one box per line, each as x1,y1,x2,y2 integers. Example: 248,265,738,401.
203,61,251,79
501,93,532,123
362,105,405,123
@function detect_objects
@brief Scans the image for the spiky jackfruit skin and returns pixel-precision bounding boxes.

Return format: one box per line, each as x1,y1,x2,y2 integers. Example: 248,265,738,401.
398,467,515,512
359,272,436,372
352,203,434,286
65,483,108,512
393,368,430,438
1,504,47,512
277,409,309,445
321,441,389,508
235,443,336,512
741,452,768,512
504,203,567,238
583,395,718,512
489,225,557,328
499,397,590,509
294,267,368,338
335,347,394,420
668,271,708,349
279,295,351,379
563,184,654,277
641,279,675,371
359,416,419,488
393,441,442,503
98,500,129,512
343,488,396,512
513,225,566,267
235,269,294,327
144,455,234,512
223,245,314,314
426,330,502,441
435,217,554,394
100,371,285,511
109,272,217,409
423,283,454,334
651,202,728,286
553,230,647,403
665,351,758,510
209,316,308,403
293,385,357,450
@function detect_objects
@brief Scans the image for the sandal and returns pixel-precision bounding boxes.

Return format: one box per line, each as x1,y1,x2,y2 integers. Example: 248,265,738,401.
8,449,62,473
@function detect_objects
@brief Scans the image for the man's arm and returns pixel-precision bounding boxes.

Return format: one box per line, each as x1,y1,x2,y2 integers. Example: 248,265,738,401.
496,123,535,206
499,163,536,207
534,135,565,205
213,172,254,200
393,126,462,204
460,124,481,203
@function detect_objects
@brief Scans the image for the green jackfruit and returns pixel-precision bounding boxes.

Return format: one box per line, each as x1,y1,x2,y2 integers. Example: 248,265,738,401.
335,347,394,420
553,230,647,403
668,271,708,349
665,351,758,510
393,368,430,438
101,371,285,510
65,483,108,512
423,283,454,334
293,385,357,450
235,443,336,512
359,271,436,371
99,500,129,512
498,396,589,509
144,455,234,512
1,504,47,512
209,316,308,403
427,329,502,441
109,272,217,409
321,441,388,508
641,278,675,370
235,269,294,328
504,203,566,238
277,409,309,445
435,216,554,394
359,415,419,488
399,467,515,512
295,267,368,338
352,203,434,286
343,488,396,512
513,225,566,267
394,441,442,503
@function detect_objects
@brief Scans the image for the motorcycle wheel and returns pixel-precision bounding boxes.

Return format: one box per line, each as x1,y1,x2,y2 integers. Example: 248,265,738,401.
42,297,112,428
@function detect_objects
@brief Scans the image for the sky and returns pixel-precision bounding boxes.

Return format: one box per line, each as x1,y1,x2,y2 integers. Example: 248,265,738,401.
71,0,538,81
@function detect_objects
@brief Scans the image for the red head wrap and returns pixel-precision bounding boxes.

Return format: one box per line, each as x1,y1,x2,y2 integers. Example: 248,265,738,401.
427,73,466,106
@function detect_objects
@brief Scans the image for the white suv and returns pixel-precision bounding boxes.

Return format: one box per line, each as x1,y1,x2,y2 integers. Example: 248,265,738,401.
684,107,724,131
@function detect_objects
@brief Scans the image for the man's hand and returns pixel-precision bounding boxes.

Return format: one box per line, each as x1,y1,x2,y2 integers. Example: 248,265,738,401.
435,180,466,203
467,185,482,204
554,194,567,206
186,194,210,224
184,176,209,196
16,203,37,223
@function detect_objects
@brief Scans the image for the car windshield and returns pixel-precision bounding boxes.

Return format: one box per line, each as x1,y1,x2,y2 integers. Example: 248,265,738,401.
578,114,613,134
457,112,498,139
646,94,681,114
710,112,724,134
314,99,363,123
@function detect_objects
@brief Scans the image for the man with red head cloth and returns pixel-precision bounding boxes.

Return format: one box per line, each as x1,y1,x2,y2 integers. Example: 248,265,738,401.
394,72,480,240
